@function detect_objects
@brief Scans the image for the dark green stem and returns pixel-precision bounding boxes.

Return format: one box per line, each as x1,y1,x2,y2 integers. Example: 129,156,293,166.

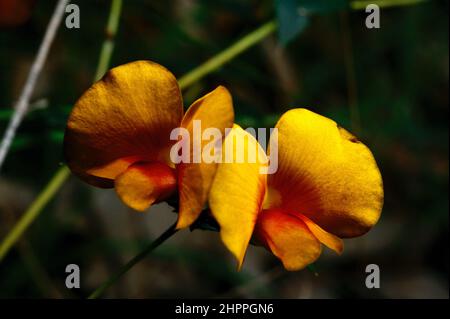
88,222,178,299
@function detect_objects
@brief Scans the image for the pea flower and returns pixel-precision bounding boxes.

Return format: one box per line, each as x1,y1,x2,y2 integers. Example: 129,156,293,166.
64,61,234,229
208,109,384,270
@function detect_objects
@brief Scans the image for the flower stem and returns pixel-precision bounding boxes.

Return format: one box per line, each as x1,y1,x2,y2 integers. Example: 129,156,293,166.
0,0,69,171
340,12,361,135
88,222,178,299
0,19,277,263
94,0,123,81
177,20,277,89
0,0,428,263
0,166,70,261
0,0,124,263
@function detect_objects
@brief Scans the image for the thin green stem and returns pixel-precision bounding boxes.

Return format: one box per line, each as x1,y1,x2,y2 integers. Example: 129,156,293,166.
0,0,428,263
351,0,427,10
95,0,123,81
0,166,70,260
177,20,277,89
88,222,178,299
0,0,123,263
340,12,361,135
0,20,277,263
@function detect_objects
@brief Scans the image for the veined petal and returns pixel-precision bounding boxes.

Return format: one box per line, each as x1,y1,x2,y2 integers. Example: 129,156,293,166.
115,162,176,212
209,125,267,269
255,209,322,271
267,109,383,238
176,86,234,229
64,61,183,187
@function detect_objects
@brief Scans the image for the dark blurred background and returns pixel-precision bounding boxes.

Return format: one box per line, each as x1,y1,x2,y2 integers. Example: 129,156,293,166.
0,0,448,298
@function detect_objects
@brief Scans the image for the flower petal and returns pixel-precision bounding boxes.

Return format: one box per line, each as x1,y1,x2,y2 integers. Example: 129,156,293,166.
64,60,183,187
209,125,267,269
115,162,177,212
255,209,322,271
267,109,383,238
298,214,343,254
176,86,234,229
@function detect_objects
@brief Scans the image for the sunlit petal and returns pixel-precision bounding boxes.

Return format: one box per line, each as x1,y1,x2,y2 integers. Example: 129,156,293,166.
64,61,183,187
176,86,234,229
267,109,383,238
209,125,267,269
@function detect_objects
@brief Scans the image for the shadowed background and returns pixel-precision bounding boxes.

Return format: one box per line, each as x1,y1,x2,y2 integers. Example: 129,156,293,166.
0,0,448,298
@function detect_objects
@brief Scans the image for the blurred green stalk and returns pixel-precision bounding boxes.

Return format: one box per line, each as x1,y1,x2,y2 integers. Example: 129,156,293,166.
177,20,277,89
0,0,124,262
94,0,123,82
0,166,70,261
88,222,178,299
0,19,278,263
0,0,430,266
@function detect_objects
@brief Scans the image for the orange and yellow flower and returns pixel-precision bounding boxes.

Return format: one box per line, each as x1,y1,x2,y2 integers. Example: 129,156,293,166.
64,60,383,271
209,109,384,270
64,60,234,229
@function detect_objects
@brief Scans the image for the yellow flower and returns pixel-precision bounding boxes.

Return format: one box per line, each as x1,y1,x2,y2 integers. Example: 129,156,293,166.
209,109,384,270
64,60,234,229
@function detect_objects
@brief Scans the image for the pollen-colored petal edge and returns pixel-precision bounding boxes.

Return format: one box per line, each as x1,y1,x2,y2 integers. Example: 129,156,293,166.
176,86,234,229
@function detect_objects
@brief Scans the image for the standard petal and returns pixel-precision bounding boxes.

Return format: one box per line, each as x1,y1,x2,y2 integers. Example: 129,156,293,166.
255,209,322,271
176,86,234,229
115,162,177,212
64,60,183,187
209,125,267,269
267,109,383,238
